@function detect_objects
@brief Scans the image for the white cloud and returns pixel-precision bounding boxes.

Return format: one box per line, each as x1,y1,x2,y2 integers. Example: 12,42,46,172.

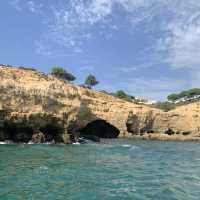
99,77,187,100
160,23,200,69
116,63,154,73
26,1,42,14
10,0,22,11
73,0,113,24
45,0,200,64
153,1,200,70
10,0,42,14
120,77,188,100
10,0,200,72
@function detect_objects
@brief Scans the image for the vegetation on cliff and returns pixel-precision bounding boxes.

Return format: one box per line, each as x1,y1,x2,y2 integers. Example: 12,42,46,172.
152,101,175,112
51,67,76,82
1,64,200,143
167,88,200,102
84,74,99,88
115,90,135,102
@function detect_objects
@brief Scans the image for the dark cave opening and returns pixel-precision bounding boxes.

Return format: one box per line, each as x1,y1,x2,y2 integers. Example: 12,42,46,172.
80,120,120,139
3,122,34,143
0,123,64,143
40,124,64,143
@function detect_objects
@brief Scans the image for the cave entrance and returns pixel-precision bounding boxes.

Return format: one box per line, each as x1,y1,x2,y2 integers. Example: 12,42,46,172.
40,124,64,143
80,120,120,139
3,122,34,143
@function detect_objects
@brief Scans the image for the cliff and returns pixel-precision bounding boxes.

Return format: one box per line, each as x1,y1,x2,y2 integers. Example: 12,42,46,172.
0,65,200,143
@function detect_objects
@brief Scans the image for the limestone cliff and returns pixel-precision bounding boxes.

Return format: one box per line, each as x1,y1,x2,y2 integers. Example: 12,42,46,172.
0,65,199,143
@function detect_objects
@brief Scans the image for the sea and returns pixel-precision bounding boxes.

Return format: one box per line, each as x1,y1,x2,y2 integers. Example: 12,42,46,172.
0,139,200,200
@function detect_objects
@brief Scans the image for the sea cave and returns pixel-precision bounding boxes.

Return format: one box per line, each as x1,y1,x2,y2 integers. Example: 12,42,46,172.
80,120,120,139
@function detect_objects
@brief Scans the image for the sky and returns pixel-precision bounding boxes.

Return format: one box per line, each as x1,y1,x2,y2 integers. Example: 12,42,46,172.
0,0,200,100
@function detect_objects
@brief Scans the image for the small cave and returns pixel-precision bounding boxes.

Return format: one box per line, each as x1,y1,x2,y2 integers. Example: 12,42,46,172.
80,120,120,139
0,122,65,143
40,124,64,143
164,128,175,135
3,122,34,143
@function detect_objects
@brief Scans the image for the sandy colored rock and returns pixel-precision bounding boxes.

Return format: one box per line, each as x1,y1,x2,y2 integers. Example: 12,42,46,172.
31,132,45,143
0,65,200,142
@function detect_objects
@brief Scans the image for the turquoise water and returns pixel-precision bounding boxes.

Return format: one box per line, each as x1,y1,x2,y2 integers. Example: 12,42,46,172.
1,140,200,200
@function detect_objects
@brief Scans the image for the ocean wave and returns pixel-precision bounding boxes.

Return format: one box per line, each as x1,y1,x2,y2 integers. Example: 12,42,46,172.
73,142,81,145
121,144,139,151
0,140,14,144
121,144,131,148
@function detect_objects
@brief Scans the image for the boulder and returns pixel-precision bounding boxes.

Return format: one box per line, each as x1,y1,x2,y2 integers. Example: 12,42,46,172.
126,112,140,134
31,132,45,143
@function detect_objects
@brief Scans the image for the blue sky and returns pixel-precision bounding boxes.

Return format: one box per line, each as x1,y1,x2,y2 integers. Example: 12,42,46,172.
0,0,200,100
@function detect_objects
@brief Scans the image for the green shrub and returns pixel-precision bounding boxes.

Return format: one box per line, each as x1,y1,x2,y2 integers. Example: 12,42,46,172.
167,88,200,102
51,67,76,82
84,75,99,88
115,90,135,102
153,101,175,112
18,66,37,71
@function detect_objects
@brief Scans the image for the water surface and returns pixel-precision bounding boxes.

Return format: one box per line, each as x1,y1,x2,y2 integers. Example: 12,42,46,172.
1,139,200,200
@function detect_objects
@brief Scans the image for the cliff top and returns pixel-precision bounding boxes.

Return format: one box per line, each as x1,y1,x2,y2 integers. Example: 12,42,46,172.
0,64,160,111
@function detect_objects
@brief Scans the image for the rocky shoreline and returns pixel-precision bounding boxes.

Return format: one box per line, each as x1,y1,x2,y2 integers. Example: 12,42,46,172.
123,133,200,142
1,133,200,144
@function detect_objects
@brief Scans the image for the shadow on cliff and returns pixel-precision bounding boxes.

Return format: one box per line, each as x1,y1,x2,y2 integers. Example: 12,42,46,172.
0,93,120,143
69,99,120,140
0,111,65,143
126,111,156,135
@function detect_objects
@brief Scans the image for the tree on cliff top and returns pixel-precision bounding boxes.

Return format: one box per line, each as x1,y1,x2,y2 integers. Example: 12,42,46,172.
115,90,128,99
51,67,76,82
167,88,200,102
84,75,99,88
167,93,179,101
115,90,134,102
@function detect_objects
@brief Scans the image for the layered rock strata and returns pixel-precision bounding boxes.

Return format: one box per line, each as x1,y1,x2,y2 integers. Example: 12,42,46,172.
0,65,200,143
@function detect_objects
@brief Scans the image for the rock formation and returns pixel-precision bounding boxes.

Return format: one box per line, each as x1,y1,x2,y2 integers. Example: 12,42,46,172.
0,65,200,143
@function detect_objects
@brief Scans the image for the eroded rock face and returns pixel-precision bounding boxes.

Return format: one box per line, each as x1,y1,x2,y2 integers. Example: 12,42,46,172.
0,65,199,143
2,122,33,143
0,126,4,141
0,112,70,143
126,112,140,134
31,132,45,143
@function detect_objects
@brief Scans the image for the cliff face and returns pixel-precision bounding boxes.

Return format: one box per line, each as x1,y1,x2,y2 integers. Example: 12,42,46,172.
154,102,200,134
0,65,199,143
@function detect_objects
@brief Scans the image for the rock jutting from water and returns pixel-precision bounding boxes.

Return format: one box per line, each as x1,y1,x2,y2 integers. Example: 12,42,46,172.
0,64,200,144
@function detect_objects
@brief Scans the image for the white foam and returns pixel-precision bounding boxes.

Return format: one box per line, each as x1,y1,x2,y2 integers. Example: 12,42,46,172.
130,145,139,150
122,144,131,147
73,142,80,145
28,141,34,144
121,144,139,150
0,141,6,144
0,140,14,144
